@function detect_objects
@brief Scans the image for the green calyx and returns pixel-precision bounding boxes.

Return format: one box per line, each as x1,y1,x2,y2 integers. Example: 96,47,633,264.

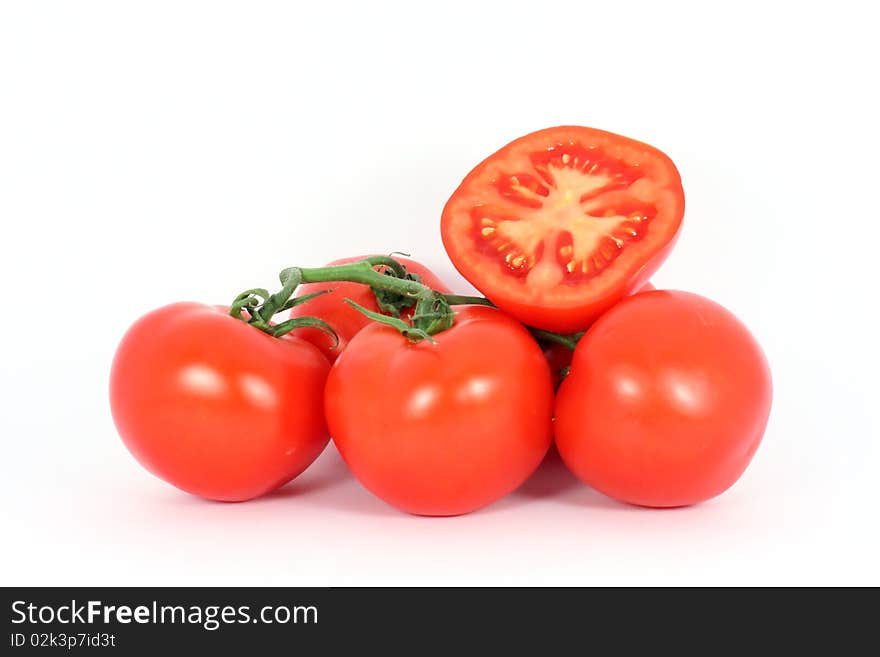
411,293,454,335
371,270,423,317
344,299,436,343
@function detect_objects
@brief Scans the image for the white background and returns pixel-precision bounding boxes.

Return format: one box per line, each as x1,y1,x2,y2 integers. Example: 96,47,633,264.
1,1,878,586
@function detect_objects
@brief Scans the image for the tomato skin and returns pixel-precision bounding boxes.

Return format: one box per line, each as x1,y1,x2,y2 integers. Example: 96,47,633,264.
325,306,554,516
290,255,450,362
542,281,656,385
441,126,684,332
109,303,330,502
554,291,772,507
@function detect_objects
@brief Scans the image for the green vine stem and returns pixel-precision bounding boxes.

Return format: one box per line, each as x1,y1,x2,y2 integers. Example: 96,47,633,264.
441,294,495,307
529,328,584,352
343,300,435,343
231,256,472,343
231,255,588,348
291,257,423,298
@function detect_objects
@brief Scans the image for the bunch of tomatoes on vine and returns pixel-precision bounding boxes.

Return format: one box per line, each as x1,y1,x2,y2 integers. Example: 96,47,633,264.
110,126,772,515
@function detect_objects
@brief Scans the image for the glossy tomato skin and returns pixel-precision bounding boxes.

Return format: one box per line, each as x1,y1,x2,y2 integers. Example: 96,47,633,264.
542,281,656,385
555,291,772,507
441,126,684,332
290,255,450,363
110,303,330,502
325,306,554,516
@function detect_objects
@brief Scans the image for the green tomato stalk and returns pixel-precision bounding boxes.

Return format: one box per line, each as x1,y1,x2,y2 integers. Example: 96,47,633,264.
230,256,489,343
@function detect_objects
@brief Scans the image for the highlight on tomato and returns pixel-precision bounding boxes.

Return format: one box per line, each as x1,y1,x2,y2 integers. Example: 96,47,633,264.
441,126,684,332
325,305,555,516
554,290,772,508
289,255,450,362
109,303,331,502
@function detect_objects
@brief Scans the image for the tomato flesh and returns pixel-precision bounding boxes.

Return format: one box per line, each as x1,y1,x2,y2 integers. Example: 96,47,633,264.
442,126,684,331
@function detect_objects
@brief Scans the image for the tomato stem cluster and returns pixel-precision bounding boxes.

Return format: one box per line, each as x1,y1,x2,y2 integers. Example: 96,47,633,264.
232,256,462,343
231,256,584,348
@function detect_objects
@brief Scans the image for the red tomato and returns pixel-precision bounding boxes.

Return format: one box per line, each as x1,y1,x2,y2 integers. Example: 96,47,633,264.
554,291,772,507
110,303,330,502
541,281,657,385
290,255,451,362
441,126,684,332
325,305,554,516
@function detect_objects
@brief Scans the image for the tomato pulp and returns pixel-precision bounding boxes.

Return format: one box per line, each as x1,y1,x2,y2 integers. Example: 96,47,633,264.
325,305,554,516
554,291,772,507
110,303,330,502
442,126,684,332
290,255,450,362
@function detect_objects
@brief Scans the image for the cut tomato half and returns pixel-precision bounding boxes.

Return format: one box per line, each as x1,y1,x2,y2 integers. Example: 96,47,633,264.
441,126,684,331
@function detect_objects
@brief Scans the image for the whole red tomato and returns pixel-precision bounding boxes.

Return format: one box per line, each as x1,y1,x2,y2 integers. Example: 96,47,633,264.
110,303,330,502
325,305,554,516
555,291,771,507
290,255,450,362
441,126,684,332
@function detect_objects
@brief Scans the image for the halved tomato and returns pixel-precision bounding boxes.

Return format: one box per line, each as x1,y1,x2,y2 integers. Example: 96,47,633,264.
441,127,684,332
